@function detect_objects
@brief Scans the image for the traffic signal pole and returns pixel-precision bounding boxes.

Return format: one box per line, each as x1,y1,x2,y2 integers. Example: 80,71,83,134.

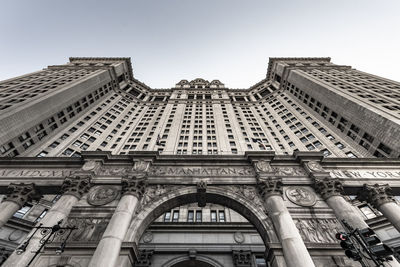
338,220,398,267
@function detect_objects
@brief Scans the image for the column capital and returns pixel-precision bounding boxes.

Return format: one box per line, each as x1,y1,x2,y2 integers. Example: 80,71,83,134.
257,177,283,200
358,183,395,209
4,183,41,207
313,177,344,200
121,176,147,199
61,175,92,199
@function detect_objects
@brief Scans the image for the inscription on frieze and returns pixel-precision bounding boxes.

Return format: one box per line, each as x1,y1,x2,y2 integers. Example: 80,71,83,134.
0,169,76,178
330,170,400,179
149,166,255,176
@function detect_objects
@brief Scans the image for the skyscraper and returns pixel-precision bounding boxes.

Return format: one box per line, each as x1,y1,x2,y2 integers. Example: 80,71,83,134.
0,57,399,267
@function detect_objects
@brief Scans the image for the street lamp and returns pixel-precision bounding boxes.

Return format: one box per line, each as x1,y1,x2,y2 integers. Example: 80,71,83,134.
15,220,76,266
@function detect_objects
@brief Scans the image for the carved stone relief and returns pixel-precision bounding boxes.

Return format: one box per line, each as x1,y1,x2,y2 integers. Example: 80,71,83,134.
98,167,129,176
87,185,119,206
137,185,185,213
276,166,306,176
295,218,341,243
66,217,110,242
285,186,316,207
8,229,23,242
226,185,266,212
255,160,274,173
142,232,153,243
81,160,101,172
307,161,325,172
133,160,150,172
234,231,245,244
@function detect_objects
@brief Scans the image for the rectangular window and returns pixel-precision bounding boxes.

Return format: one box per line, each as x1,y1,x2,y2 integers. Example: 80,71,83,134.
187,210,194,222
13,204,32,219
35,209,48,222
211,210,217,222
172,210,179,222
164,211,171,222
219,211,225,222
196,210,202,222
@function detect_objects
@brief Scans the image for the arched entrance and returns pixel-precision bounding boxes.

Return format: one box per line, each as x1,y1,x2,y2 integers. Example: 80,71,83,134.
171,260,213,267
126,185,277,264
163,254,224,267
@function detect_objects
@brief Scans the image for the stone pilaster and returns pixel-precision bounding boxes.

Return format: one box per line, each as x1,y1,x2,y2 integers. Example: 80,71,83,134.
358,184,400,233
0,183,41,228
257,177,315,267
88,175,147,267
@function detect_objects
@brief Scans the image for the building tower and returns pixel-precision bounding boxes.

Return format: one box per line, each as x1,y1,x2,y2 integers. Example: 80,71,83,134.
0,57,400,267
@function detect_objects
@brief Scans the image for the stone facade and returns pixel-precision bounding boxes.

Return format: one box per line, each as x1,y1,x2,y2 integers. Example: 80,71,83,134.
0,57,400,266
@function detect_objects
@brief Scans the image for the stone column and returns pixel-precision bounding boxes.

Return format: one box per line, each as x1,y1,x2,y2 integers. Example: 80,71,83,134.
88,175,146,267
3,175,91,267
257,178,315,267
358,184,400,233
0,183,41,228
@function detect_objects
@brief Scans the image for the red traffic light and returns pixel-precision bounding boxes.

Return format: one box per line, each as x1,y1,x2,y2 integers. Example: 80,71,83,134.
336,232,349,241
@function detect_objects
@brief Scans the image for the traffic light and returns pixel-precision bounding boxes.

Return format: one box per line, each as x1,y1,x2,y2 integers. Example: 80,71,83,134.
336,232,361,261
359,228,393,260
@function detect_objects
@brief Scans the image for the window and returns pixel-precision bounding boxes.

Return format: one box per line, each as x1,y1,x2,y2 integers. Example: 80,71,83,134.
35,209,48,222
172,210,179,222
187,210,194,222
211,210,217,222
346,151,357,158
359,205,377,219
335,142,345,149
164,211,171,222
196,210,202,222
219,211,225,222
13,204,32,219
256,257,267,267
37,151,48,157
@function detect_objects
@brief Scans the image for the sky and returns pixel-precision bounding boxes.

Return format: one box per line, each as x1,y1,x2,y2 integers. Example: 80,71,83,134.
0,0,399,88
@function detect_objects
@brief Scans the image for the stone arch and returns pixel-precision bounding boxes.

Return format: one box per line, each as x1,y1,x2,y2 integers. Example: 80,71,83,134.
162,254,224,267
126,185,274,247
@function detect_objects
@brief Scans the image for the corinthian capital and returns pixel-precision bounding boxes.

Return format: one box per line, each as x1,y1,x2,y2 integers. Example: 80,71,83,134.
121,176,147,199
61,175,92,199
257,178,283,200
313,177,344,200
4,183,41,207
358,184,395,209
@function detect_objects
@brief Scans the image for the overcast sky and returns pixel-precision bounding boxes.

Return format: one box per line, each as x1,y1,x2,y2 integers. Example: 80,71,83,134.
1,0,399,88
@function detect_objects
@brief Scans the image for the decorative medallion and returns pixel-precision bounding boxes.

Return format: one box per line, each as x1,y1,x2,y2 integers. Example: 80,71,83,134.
87,185,119,206
307,161,324,172
234,231,245,244
81,160,98,171
142,231,153,243
133,160,149,172
8,229,23,241
285,186,316,207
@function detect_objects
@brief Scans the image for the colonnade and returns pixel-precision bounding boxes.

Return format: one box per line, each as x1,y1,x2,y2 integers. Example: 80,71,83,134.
0,162,400,267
